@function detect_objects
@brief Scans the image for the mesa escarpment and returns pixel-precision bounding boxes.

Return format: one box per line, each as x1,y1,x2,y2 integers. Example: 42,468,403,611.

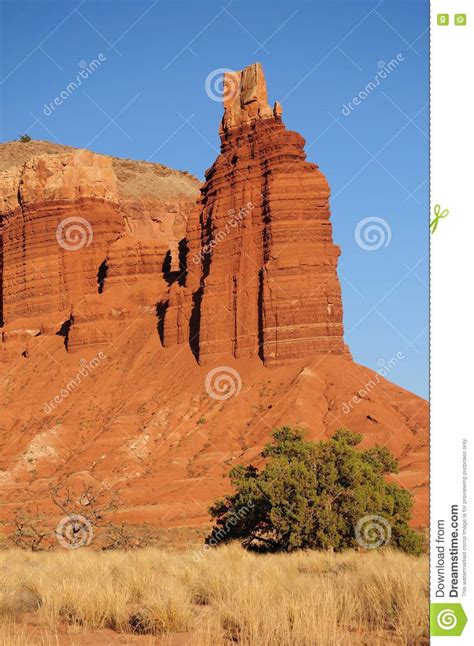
0,141,200,350
0,150,123,327
0,65,428,531
165,63,348,365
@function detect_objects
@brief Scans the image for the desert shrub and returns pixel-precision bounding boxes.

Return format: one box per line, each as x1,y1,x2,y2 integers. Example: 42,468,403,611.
208,427,424,555
19,134,31,142
9,482,157,551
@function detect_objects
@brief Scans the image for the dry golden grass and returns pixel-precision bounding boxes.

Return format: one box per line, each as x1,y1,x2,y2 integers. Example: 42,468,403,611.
0,544,428,645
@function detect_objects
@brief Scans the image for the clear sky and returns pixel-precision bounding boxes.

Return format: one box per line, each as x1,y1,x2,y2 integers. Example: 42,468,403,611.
0,0,429,398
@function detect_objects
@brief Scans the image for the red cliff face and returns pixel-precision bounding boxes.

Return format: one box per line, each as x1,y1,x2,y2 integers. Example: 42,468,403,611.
165,63,348,366
0,150,123,328
0,143,200,351
0,70,428,532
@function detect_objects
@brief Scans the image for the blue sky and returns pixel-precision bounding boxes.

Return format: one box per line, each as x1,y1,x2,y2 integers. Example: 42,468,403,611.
0,0,429,397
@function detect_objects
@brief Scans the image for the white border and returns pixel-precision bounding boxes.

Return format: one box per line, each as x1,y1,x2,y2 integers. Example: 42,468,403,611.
431,0,473,641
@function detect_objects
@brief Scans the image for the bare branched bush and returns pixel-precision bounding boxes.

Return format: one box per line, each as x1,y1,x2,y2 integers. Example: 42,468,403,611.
8,481,156,551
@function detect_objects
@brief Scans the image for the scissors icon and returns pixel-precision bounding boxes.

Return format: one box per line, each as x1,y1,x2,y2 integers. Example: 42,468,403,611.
430,204,449,234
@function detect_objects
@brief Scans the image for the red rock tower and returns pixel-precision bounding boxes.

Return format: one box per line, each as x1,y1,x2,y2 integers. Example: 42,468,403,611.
165,62,348,365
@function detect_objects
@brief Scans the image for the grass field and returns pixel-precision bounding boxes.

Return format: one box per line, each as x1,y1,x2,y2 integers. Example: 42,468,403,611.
0,544,428,645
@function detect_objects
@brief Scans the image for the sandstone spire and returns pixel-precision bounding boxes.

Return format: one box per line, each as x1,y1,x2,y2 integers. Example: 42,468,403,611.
221,62,276,131
0,72,428,534
165,62,349,365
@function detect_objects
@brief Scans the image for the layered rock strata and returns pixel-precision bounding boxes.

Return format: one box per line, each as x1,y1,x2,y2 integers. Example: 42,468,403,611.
0,151,122,325
0,71,429,532
165,63,347,366
0,143,200,350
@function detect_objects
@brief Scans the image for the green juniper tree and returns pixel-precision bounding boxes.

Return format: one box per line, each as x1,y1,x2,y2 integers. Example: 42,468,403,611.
208,427,424,555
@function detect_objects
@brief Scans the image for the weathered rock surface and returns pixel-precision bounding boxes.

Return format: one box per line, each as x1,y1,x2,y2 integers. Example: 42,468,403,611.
0,67,428,533
165,63,348,366
0,150,123,327
0,142,200,349
0,341,428,528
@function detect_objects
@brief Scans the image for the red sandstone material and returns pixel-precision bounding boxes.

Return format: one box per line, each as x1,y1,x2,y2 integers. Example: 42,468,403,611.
165,63,348,365
0,66,428,531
